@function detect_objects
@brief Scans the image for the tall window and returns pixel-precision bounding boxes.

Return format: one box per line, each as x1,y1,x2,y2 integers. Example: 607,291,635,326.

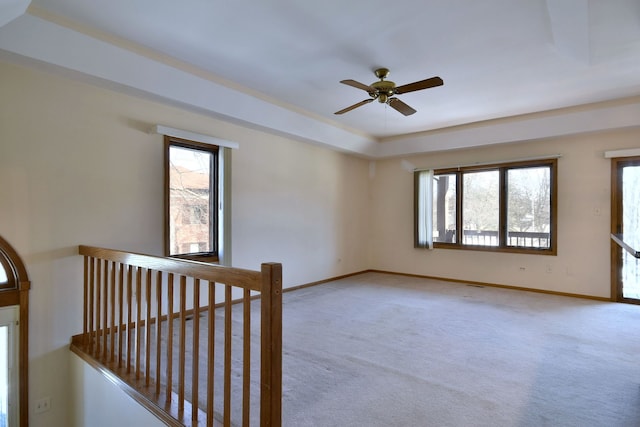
432,173,456,243
0,307,17,427
0,236,29,426
417,158,557,254
165,137,219,261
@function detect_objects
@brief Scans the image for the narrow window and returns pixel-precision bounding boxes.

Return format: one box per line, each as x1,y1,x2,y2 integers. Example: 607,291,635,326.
0,236,29,425
432,173,457,243
506,166,551,249
0,307,18,427
165,137,219,261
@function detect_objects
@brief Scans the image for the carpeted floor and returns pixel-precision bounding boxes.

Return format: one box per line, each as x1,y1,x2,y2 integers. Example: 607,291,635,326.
168,272,640,426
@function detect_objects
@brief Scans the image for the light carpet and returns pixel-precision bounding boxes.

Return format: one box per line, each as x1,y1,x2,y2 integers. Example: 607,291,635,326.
174,272,640,426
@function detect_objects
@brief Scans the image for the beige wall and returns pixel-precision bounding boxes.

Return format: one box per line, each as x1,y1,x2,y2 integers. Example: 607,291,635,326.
231,122,370,286
369,128,640,298
0,61,370,426
69,353,165,427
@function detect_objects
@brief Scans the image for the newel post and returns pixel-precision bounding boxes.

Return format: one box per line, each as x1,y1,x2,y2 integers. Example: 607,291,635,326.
260,262,282,427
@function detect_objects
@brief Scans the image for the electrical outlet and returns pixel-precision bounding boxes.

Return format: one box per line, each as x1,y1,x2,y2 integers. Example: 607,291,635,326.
35,397,51,414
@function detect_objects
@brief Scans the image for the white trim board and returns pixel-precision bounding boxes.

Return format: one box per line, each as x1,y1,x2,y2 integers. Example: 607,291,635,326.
604,148,640,158
152,125,239,150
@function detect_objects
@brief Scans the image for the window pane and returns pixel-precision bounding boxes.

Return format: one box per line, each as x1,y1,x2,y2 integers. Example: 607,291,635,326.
0,259,11,290
169,146,213,255
432,174,457,243
622,165,640,299
507,167,551,248
623,165,640,249
463,170,499,246
0,326,7,427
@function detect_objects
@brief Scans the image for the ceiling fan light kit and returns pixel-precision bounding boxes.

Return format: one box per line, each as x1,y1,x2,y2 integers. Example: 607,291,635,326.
335,68,443,116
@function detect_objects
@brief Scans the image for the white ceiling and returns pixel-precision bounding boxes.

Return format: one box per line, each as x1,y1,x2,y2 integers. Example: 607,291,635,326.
2,1,640,156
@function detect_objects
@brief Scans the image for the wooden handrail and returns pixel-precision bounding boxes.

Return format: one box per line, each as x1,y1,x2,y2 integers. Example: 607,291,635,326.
72,245,282,427
79,245,263,291
611,233,640,258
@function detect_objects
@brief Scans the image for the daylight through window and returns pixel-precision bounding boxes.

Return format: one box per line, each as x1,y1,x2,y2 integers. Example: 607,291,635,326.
0,307,17,427
417,158,557,254
165,138,219,261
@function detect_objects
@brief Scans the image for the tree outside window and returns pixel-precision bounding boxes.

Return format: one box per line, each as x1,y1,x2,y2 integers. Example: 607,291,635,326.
420,158,557,254
165,138,219,261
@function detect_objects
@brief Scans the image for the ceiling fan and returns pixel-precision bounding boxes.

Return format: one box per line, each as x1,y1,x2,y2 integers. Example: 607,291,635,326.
335,68,443,116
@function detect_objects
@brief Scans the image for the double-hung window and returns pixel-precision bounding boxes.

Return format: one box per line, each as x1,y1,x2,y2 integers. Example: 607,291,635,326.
165,137,220,262
416,158,557,254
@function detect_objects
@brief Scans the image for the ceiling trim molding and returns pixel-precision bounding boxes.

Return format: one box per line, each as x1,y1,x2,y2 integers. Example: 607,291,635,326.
25,4,372,142
0,10,639,159
372,100,640,158
0,0,30,28
0,13,377,156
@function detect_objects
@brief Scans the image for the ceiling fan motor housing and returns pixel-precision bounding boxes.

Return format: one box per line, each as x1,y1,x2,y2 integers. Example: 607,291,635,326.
370,80,396,103
370,69,396,103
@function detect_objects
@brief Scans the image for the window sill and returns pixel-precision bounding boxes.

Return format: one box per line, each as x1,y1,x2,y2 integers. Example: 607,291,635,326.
169,254,220,263
432,243,556,256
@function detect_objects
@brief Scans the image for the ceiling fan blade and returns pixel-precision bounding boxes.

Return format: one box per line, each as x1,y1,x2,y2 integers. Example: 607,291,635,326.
340,79,374,92
388,98,417,116
394,76,443,94
334,99,374,115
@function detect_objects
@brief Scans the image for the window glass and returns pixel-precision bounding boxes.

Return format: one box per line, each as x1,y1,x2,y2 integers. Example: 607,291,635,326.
621,164,640,299
432,173,457,243
462,170,499,246
0,307,17,427
0,258,12,290
0,239,27,424
623,165,640,249
168,144,216,256
507,167,551,248
417,159,556,254
0,325,7,427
